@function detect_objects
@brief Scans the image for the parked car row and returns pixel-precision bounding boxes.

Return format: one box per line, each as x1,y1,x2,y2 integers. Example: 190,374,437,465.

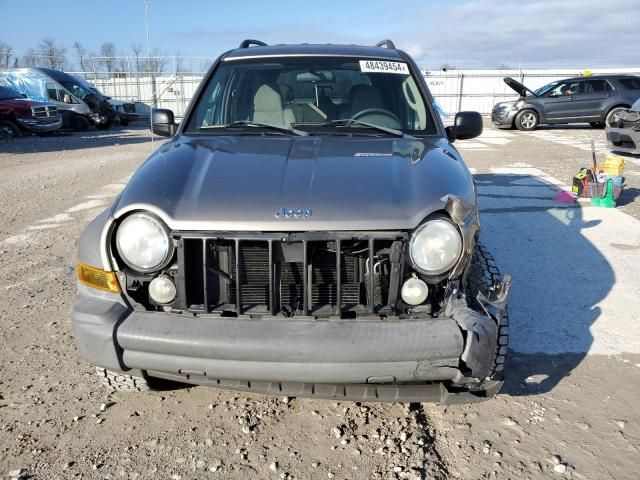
0,67,137,138
492,75,640,131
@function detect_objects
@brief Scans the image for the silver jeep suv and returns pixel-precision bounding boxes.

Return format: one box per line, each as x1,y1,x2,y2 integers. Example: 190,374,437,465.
72,39,510,404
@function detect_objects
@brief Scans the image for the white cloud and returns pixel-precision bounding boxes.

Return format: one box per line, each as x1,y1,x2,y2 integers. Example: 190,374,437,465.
398,0,640,68
171,0,639,68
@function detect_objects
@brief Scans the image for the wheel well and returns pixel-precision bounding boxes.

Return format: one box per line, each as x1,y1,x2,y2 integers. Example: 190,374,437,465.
607,104,630,114
603,104,631,122
0,117,20,133
513,108,540,126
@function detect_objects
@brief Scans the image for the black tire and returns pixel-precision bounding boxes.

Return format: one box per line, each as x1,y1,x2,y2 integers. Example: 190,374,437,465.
0,120,21,138
589,122,605,129
120,118,129,127
464,242,508,380
95,366,151,392
96,120,112,131
514,109,538,131
71,115,90,132
605,106,628,127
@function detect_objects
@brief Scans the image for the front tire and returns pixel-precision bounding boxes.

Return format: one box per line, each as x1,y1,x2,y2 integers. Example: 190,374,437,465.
515,110,538,131
71,115,90,132
95,367,151,392
0,120,20,138
464,243,508,380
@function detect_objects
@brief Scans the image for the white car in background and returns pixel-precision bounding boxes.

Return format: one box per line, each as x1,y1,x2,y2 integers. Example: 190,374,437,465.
607,98,640,154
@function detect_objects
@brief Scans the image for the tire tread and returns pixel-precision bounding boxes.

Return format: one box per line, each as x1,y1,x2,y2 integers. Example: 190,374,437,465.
464,242,509,380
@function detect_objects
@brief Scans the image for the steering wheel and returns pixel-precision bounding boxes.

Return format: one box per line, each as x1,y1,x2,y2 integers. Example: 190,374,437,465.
350,108,402,126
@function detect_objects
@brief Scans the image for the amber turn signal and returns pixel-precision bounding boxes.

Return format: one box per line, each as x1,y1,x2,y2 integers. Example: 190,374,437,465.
76,263,121,293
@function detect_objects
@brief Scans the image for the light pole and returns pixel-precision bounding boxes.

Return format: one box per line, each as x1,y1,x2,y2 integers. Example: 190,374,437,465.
145,0,153,145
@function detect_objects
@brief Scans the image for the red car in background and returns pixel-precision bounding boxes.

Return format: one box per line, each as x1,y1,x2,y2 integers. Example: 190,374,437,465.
0,85,62,138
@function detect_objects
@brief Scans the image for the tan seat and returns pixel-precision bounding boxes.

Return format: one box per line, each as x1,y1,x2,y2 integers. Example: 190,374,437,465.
253,84,296,126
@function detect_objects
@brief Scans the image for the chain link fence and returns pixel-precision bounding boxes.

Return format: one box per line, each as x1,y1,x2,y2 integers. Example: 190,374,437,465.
67,57,640,118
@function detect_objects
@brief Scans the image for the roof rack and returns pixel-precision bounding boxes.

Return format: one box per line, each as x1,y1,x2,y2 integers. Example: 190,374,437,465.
375,39,396,49
239,39,268,49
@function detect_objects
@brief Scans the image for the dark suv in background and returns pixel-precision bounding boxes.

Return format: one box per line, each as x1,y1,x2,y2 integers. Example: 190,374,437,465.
492,75,640,131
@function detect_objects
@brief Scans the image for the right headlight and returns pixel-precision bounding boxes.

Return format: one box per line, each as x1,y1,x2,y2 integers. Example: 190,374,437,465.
409,219,463,275
115,212,173,272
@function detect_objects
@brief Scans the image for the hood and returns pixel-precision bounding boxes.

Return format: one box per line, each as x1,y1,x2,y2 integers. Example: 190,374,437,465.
503,77,536,97
114,135,476,231
0,98,48,110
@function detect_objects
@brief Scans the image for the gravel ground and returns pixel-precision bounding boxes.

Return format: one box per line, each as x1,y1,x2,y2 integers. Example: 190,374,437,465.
0,123,639,479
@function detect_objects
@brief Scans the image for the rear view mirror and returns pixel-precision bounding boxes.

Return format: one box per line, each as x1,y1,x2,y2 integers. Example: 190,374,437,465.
152,108,177,137
446,111,483,142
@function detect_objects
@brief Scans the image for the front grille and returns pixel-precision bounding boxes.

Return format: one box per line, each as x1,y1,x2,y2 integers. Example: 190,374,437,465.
174,233,406,318
31,105,58,118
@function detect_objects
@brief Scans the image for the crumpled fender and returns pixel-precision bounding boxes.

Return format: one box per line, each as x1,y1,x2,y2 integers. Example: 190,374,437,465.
445,298,498,379
444,274,511,380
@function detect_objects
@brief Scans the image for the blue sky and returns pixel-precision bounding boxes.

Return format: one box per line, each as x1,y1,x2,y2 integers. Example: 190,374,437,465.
2,0,639,69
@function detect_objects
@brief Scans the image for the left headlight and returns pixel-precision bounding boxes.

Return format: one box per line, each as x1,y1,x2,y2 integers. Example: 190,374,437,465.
409,218,463,275
115,212,173,272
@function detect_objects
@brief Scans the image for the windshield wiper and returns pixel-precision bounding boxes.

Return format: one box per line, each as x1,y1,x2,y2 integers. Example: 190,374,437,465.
317,119,416,139
202,121,308,136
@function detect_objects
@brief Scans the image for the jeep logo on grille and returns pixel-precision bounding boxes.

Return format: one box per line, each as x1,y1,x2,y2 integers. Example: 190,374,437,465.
275,208,313,218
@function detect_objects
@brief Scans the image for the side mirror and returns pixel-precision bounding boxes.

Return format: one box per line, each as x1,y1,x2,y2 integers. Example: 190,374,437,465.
445,111,482,142
152,108,177,137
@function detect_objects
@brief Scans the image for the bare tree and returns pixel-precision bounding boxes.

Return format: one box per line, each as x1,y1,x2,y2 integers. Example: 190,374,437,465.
100,42,116,75
199,58,213,73
131,43,143,73
0,41,13,69
22,48,39,67
73,41,87,72
147,50,168,75
39,38,66,69
174,52,184,75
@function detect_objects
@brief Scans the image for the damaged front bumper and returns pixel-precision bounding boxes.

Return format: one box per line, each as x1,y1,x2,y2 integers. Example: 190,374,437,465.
71,275,511,403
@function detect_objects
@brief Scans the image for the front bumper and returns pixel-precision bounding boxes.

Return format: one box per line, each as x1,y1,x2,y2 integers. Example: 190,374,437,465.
72,280,507,403
491,106,517,128
17,116,62,133
607,126,640,154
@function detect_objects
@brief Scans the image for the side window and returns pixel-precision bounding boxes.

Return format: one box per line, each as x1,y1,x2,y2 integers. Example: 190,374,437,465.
195,69,231,127
46,82,61,102
580,80,611,94
619,78,640,90
548,81,580,96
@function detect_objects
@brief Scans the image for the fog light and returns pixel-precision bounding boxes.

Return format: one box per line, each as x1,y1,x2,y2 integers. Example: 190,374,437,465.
148,276,176,304
401,276,429,306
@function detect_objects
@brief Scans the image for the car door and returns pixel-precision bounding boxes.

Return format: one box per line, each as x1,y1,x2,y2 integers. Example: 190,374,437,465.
569,79,614,120
46,82,73,111
542,80,581,122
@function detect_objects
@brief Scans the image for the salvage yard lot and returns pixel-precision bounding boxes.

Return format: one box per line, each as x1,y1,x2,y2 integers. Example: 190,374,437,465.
1,123,639,479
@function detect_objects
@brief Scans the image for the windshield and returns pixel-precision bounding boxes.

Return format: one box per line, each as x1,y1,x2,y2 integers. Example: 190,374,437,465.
0,86,22,100
534,81,560,96
59,81,92,100
186,57,436,135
